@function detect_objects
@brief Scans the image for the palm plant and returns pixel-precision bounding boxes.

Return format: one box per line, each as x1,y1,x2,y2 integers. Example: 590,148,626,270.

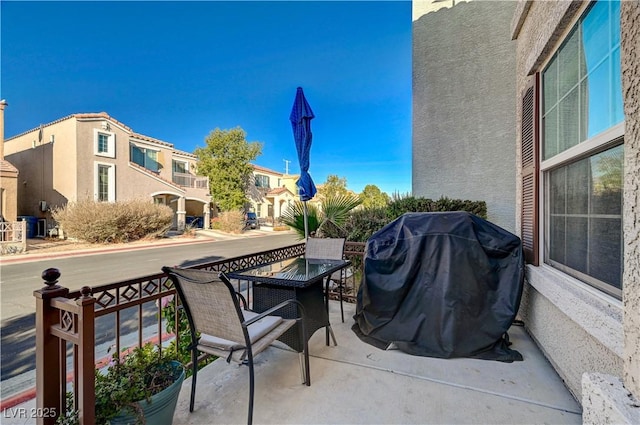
281,194,361,239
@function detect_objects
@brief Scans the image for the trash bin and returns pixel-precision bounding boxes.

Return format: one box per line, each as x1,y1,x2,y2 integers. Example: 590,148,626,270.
17,216,38,238
185,216,203,228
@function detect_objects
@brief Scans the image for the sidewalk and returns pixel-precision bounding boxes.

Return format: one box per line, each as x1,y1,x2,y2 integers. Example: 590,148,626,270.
0,228,279,265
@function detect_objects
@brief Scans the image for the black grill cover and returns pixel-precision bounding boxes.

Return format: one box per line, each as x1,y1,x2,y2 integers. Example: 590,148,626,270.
352,212,524,362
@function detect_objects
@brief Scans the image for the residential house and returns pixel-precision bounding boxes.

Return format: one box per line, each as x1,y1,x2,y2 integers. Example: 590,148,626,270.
413,0,640,422
247,164,298,222
0,100,19,221
4,112,211,234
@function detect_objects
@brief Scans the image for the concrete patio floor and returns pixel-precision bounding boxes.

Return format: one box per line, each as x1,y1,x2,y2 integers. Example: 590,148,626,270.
173,301,582,425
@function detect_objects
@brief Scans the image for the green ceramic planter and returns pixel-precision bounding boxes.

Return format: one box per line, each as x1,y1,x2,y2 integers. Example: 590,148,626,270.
110,361,185,425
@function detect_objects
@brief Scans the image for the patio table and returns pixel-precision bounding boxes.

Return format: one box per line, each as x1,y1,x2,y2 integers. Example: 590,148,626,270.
227,257,351,352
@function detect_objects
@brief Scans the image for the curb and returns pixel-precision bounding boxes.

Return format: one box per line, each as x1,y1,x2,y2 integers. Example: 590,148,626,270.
0,229,285,265
0,237,217,265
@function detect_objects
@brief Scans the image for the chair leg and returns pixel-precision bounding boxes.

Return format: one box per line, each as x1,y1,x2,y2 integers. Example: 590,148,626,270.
339,281,344,323
328,325,338,346
190,348,198,412
299,319,311,386
247,352,255,425
298,353,306,384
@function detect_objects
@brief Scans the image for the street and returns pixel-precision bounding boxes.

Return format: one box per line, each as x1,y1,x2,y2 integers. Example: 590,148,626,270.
0,232,299,401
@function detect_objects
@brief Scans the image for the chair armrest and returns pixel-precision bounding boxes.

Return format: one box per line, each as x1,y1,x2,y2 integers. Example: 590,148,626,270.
242,299,306,327
234,291,249,309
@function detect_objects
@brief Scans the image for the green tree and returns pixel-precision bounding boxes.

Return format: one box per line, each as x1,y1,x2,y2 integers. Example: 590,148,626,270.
194,127,262,211
318,174,349,199
359,184,390,209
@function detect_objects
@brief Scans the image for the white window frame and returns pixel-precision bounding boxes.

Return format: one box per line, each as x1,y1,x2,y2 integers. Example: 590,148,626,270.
94,128,116,158
130,143,160,171
172,159,189,174
94,162,116,202
537,1,624,298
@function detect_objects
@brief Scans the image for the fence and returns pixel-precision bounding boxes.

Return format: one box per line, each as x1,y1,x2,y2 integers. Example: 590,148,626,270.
33,241,365,424
0,220,27,255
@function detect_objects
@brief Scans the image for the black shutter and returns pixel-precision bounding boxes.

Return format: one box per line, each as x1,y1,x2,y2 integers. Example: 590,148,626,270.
521,74,539,265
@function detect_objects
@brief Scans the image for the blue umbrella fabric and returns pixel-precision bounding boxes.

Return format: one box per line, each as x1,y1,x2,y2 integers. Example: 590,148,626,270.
290,87,317,202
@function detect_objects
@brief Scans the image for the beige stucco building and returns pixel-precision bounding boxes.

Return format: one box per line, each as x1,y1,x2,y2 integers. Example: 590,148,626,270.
414,0,640,422
0,100,19,222
4,112,211,233
248,164,298,222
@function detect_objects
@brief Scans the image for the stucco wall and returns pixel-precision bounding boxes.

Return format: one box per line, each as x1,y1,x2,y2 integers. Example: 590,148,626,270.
621,0,640,400
0,173,18,221
5,118,77,219
412,1,517,232
520,267,623,399
513,0,635,408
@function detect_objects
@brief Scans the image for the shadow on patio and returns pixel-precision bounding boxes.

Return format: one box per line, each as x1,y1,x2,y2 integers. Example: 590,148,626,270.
172,301,582,424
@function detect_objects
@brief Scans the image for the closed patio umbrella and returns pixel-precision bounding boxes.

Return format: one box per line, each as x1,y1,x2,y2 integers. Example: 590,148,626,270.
290,87,317,238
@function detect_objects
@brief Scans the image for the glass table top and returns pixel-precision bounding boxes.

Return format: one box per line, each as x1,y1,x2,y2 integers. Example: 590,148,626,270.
228,257,349,287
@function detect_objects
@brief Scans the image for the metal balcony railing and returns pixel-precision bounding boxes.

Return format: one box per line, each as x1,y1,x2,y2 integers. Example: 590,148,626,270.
172,172,209,190
33,241,365,425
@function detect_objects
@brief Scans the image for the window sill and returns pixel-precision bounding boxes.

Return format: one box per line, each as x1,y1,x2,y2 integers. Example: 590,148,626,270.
95,152,115,159
525,264,623,358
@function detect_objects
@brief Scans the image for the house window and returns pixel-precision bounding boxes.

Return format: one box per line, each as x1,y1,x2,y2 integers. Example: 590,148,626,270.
541,0,623,297
255,174,270,188
173,160,188,174
95,163,115,202
130,144,159,172
94,129,115,158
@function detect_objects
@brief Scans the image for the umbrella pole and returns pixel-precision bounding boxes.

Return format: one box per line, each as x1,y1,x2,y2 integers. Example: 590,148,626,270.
303,201,309,239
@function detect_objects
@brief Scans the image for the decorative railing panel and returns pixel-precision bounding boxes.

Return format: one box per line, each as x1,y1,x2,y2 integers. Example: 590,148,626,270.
0,220,27,255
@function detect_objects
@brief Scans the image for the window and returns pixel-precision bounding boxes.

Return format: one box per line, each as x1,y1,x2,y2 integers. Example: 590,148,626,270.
94,129,115,158
172,160,187,174
130,144,159,172
540,0,623,297
255,174,270,188
95,163,115,202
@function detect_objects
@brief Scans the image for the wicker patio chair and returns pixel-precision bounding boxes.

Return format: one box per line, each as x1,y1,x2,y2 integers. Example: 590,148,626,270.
162,266,310,425
304,237,348,322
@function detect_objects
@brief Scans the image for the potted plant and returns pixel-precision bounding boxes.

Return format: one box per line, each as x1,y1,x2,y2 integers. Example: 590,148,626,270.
57,343,185,425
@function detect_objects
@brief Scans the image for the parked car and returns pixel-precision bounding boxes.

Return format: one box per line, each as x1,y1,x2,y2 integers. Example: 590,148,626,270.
245,212,259,229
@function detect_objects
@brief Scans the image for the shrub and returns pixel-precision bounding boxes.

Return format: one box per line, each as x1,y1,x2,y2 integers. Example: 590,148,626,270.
281,195,361,239
386,196,487,220
334,196,488,243
348,207,389,242
214,210,244,233
51,199,173,243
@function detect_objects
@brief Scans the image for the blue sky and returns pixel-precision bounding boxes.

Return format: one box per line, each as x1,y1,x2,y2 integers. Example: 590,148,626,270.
1,1,412,195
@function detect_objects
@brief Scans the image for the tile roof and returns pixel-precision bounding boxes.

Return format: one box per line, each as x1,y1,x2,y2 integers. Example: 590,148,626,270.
252,164,283,176
0,159,18,174
267,186,294,196
6,112,188,154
